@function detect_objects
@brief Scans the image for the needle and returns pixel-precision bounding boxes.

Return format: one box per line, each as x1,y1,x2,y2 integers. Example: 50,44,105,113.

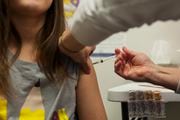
93,55,116,65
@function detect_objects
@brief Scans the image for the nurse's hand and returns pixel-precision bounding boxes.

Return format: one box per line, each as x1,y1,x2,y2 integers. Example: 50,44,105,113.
114,47,155,82
59,29,95,74
59,40,95,74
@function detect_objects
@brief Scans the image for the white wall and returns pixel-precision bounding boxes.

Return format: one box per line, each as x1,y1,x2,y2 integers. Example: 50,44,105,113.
94,20,180,120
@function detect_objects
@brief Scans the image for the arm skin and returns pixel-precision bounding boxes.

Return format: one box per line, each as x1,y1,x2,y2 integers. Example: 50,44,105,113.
114,47,180,91
76,58,107,120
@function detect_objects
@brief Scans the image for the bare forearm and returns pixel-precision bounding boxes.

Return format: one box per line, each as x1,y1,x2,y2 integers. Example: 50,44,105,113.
76,60,107,120
145,65,180,91
60,29,85,52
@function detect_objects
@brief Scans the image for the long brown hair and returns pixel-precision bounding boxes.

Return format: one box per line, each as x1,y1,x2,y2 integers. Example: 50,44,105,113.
0,0,66,98
0,0,11,97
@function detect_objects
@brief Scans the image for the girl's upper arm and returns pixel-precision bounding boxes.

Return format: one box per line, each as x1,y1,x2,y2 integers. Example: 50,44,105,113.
76,59,107,120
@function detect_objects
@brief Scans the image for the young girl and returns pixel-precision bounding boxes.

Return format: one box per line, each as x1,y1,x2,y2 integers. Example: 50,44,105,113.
0,0,107,120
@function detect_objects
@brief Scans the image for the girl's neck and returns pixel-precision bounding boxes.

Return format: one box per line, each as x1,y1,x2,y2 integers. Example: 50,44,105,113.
9,14,46,63
10,14,45,44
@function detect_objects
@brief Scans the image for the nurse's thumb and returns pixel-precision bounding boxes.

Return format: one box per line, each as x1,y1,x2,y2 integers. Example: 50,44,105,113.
81,60,91,74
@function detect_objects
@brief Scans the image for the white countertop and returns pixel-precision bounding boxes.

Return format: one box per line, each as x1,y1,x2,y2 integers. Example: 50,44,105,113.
107,82,180,102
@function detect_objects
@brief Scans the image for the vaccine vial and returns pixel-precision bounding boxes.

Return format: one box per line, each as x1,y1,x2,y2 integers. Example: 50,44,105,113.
128,90,136,118
135,91,145,117
153,91,166,118
144,90,154,118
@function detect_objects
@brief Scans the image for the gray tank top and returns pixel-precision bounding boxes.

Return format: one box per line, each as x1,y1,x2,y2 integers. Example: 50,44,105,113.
6,53,80,120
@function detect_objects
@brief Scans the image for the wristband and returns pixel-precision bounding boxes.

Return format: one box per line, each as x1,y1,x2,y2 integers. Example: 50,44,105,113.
59,37,80,53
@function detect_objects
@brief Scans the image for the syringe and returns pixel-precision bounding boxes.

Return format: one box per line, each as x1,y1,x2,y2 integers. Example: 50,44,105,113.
93,55,116,65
